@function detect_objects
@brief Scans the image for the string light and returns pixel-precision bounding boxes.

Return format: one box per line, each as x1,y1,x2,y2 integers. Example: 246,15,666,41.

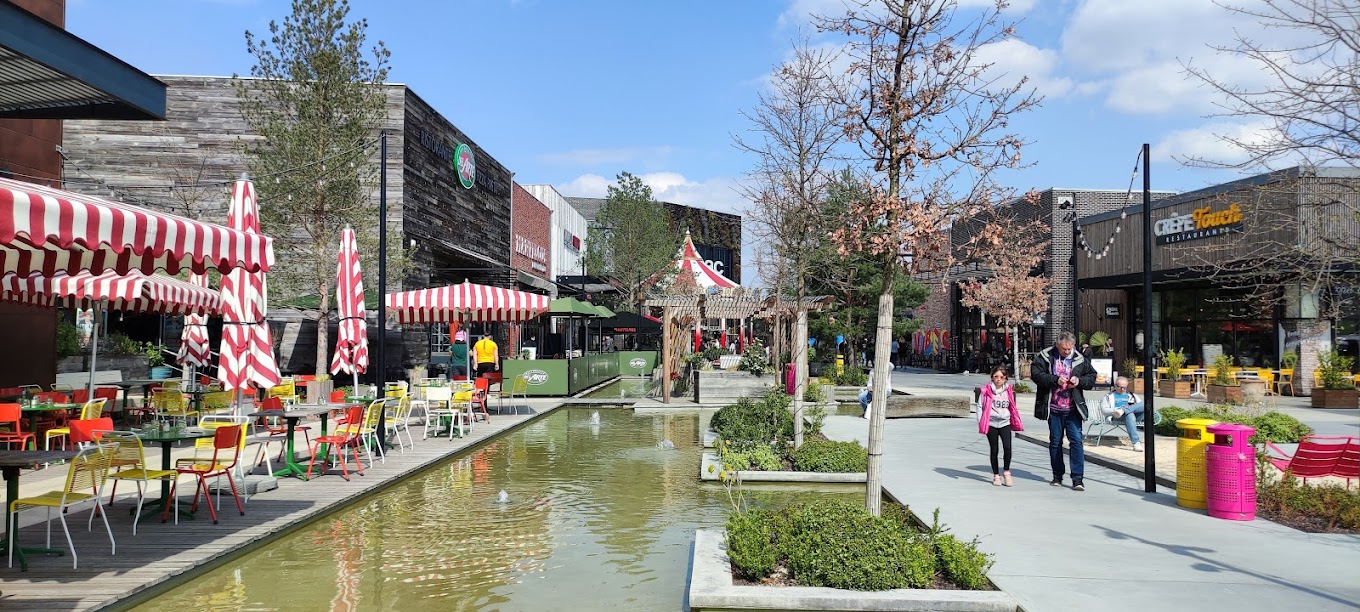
1073,146,1143,259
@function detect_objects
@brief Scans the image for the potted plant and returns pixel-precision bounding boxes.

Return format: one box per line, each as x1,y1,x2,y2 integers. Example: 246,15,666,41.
1311,350,1358,409
146,342,173,380
1206,354,1242,404
1159,348,1191,399
1123,358,1145,394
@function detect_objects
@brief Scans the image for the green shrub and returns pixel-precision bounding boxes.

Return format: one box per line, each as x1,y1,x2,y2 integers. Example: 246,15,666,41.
1211,354,1238,386
721,443,783,471
727,510,777,580
1155,405,1312,444
803,401,828,437
932,533,993,590
1257,457,1360,531
739,339,773,375
1318,349,1357,390
830,367,868,387
803,383,824,404
1013,381,1032,394
781,499,934,590
1249,412,1314,444
711,391,794,447
791,440,868,473
56,320,81,358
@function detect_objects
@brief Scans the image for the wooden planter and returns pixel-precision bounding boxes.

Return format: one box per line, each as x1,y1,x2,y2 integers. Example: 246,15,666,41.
1311,388,1360,409
1206,384,1242,404
1159,380,1192,399
1132,379,1146,395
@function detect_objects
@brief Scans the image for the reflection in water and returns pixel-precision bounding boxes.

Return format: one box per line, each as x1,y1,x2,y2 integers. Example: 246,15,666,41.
583,377,652,398
138,409,859,611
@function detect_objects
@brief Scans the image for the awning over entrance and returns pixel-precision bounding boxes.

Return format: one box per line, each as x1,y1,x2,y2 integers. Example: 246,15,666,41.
0,2,166,120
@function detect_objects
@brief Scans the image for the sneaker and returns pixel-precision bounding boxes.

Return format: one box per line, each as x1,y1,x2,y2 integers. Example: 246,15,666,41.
1073,479,1085,491
992,474,1002,486
1133,442,1144,452
1112,408,1125,418
1003,472,1013,487
1050,477,1062,487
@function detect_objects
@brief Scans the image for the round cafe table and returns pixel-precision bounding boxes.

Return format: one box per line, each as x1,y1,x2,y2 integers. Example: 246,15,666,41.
134,428,216,523
0,449,78,570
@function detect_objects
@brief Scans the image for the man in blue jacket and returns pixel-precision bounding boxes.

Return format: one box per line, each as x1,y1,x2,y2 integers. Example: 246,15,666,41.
1030,331,1098,491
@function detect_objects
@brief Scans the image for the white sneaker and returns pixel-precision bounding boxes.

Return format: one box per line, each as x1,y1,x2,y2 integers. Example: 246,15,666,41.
1112,408,1125,418
1133,442,1144,452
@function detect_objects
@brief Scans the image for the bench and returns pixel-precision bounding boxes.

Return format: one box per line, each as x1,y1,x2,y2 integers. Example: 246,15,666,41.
54,370,124,389
1086,406,1162,447
1265,436,1359,487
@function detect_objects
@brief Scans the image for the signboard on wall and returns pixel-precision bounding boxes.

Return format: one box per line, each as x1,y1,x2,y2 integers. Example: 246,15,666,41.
1091,358,1114,387
1154,203,1245,245
693,243,734,279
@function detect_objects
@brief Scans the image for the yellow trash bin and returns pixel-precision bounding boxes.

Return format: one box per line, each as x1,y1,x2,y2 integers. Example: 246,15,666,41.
1176,418,1218,509
836,354,845,375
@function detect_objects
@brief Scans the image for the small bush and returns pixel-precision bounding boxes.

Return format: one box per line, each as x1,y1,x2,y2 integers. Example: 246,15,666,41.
803,383,825,404
1155,405,1312,444
56,320,81,358
791,440,868,473
727,510,777,579
721,443,783,472
830,367,868,387
932,533,994,590
1257,456,1360,531
803,401,828,437
1249,412,1314,444
739,339,773,375
1013,381,1032,394
711,391,795,447
781,499,934,590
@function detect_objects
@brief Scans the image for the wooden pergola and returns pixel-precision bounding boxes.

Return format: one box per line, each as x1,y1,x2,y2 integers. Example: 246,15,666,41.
644,289,836,404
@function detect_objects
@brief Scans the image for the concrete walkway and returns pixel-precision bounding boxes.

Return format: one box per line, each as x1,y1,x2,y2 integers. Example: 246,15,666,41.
823,413,1360,612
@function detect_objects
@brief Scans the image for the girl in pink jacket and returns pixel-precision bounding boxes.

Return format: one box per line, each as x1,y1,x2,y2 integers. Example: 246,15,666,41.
977,366,1025,486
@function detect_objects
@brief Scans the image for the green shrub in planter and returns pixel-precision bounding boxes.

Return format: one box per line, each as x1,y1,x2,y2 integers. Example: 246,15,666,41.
932,533,993,590
781,500,935,590
711,391,795,447
791,440,868,473
721,443,783,471
1248,411,1314,444
1155,405,1312,444
727,510,777,580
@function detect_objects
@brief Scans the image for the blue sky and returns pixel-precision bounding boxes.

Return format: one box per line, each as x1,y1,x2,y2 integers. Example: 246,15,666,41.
66,0,1288,284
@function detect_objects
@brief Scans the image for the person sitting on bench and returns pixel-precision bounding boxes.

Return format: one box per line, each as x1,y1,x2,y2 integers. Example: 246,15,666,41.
1099,376,1145,451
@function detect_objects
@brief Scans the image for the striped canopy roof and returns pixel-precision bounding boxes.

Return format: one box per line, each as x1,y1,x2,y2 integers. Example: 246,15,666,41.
0,269,222,315
669,230,737,290
386,280,550,324
0,176,274,277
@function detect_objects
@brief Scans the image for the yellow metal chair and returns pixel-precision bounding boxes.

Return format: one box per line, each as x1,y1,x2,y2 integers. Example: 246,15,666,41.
266,379,298,406
44,398,106,450
8,443,117,569
100,431,177,535
1275,368,1295,396
506,375,530,415
339,400,387,466
152,389,197,426
385,395,415,452
200,390,236,415
1256,368,1276,396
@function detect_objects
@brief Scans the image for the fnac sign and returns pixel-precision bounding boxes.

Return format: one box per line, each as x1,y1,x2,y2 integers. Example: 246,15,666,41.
1154,203,1244,245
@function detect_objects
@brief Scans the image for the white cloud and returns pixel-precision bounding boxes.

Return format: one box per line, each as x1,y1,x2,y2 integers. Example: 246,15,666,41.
557,174,611,197
536,146,673,167
974,38,1073,97
780,0,1035,26
1150,121,1277,165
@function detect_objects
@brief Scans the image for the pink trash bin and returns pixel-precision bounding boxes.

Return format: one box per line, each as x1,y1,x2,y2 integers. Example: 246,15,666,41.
1205,423,1257,521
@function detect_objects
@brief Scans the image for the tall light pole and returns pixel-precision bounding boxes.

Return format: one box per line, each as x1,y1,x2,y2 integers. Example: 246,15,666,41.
1140,142,1156,493
375,130,388,451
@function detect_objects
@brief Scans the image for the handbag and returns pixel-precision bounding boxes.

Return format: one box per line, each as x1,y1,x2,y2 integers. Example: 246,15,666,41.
1034,395,1049,420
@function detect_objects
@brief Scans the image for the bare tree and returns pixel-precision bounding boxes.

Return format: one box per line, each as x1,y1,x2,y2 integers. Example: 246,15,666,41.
956,210,1051,378
736,40,842,448
817,0,1040,515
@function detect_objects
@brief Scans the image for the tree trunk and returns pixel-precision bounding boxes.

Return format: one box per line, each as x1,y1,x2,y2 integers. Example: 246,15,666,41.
1012,325,1020,379
865,286,895,517
793,307,808,448
314,284,331,378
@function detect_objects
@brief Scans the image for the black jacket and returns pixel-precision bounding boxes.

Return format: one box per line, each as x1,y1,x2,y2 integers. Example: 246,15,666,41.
1030,345,1097,420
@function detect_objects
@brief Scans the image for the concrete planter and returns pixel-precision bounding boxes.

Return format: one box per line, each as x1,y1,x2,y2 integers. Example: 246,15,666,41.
687,530,1018,612
697,371,776,402
1159,380,1191,399
57,354,149,381
700,451,865,483
1311,388,1359,409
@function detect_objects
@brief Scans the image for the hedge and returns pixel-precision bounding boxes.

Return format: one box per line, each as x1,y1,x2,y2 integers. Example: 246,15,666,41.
791,440,868,473
1154,405,1313,444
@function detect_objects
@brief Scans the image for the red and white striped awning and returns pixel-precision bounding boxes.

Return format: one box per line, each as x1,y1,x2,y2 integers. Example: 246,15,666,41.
0,176,274,277
669,229,738,290
0,269,223,315
386,280,550,324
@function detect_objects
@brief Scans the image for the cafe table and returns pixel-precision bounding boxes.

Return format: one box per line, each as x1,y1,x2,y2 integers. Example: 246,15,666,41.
248,403,352,480
134,427,216,522
20,402,82,448
105,379,169,421
0,449,79,570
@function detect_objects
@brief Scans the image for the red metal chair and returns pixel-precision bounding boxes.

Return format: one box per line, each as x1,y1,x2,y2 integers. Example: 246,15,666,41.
1265,436,1358,486
253,396,311,467
306,405,366,481
169,425,246,524
0,403,35,450
71,389,90,404
470,378,492,422
329,390,346,403
69,417,115,447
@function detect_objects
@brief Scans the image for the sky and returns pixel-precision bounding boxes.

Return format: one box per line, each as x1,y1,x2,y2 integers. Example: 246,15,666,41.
64,0,1300,285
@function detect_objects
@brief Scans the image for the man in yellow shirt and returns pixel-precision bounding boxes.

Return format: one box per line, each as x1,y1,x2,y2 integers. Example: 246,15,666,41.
473,335,500,377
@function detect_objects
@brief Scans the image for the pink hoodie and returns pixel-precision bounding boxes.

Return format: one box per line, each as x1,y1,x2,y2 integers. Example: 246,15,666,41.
977,383,1025,434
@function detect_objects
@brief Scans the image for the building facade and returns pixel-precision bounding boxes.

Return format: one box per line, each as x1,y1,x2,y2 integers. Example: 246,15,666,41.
565,196,743,284
1077,167,1360,393
62,75,515,379
509,183,554,294
523,184,587,287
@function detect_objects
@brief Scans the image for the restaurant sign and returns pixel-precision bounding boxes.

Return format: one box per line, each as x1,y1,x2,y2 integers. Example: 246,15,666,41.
523,369,550,385
514,234,549,273
454,143,476,189
1154,203,1245,245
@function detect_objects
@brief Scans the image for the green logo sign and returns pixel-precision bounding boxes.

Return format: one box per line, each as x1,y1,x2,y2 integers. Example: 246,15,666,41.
454,143,475,189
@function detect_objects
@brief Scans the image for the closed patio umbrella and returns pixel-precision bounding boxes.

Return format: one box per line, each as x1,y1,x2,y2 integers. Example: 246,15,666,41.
177,273,213,380
330,226,368,393
218,177,280,411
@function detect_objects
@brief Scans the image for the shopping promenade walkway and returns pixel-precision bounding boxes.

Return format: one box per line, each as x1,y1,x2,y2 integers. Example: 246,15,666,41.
823,413,1360,612
1,400,562,611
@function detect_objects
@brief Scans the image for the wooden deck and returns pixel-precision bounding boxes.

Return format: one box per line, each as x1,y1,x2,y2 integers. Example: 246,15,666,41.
0,401,563,611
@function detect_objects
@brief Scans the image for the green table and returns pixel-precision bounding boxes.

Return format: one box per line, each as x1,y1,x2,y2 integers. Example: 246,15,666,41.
19,403,81,450
134,428,215,522
248,404,344,480
1,449,78,570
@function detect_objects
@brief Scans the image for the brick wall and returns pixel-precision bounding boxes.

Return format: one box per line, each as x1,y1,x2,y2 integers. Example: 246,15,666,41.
510,183,552,279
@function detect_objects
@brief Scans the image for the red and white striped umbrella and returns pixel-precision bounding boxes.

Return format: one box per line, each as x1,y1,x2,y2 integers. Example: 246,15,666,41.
330,226,368,377
217,178,280,393
386,280,550,324
0,176,273,277
0,269,223,315
177,273,213,368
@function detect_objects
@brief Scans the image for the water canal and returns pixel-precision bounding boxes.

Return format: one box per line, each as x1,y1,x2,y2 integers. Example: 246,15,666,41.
137,408,860,611
580,376,653,399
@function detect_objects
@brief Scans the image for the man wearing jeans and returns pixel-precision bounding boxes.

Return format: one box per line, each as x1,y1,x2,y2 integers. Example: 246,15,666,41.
1030,331,1097,491
1100,376,1145,451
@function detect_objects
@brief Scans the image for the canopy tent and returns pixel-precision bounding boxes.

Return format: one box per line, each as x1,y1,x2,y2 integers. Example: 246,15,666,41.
541,297,603,318
650,229,739,291
0,269,223,393
0,176,274,277
386,280,551,324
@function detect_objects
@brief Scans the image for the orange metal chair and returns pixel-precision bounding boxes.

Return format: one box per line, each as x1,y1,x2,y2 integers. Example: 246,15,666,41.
470,378,492,423
168,425,246,524
0,403,36,450
253,396,311,467
307,405,366,481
